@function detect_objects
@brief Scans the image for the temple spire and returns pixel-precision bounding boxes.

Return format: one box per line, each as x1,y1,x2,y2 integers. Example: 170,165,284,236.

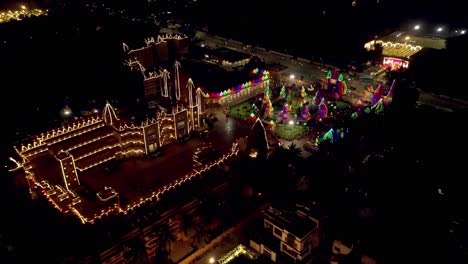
187,78,196,129
174,61,181,100
102,101,119,125
187,78,195,108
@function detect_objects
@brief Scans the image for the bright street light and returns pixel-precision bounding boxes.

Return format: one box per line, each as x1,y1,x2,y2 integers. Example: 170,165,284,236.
436,27,443,32
60,105,73,118
289,74,295,79
288,120,294,125
405,36,410,40
462,30,466,35
209,257,215,264
414,25,420,30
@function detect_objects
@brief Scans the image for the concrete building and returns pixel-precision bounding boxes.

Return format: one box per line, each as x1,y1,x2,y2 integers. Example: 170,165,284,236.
204,47,252,68
250,205,320,263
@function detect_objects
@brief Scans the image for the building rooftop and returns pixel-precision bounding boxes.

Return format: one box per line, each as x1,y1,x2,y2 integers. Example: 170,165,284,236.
12,111,237,223
19,134,202,219
381,31,446,50
364,31,447,60
265,63,288,73
210,47,252,63
263,206,318,239
181,58,258,93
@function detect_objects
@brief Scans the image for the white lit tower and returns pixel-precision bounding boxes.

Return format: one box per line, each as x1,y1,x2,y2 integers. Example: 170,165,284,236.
102,101,120,126
174,61,181,100
196,88,204,117
161,68,170,98
186,78,199,129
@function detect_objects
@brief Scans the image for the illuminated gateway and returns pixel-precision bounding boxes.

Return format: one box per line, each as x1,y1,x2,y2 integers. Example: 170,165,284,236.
7,34,234,224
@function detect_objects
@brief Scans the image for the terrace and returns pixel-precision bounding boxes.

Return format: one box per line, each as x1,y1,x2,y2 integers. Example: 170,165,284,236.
23,132,240,223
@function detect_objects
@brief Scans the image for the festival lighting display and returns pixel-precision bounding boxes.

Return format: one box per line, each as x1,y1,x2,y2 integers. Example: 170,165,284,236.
217,244,258,264
21,140,239,224
383,57,410,70
200,68,270,99
364,40,422,58
10,97,208,224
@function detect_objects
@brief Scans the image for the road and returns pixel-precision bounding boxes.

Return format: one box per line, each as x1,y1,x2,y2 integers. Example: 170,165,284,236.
196,32,468,112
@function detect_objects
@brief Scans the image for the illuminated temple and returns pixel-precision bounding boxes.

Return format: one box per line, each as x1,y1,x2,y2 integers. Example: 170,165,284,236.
8,92,210,222
6,34,243,224
6,33,272,224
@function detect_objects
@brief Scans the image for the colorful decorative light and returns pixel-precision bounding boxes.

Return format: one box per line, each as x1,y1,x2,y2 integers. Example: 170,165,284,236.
200,69,270,100
318,98,328,119
280,86,286,99
301,105,311,121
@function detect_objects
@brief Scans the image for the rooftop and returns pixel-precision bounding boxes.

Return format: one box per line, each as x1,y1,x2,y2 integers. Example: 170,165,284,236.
181,59,258,93
20,136,204,219
263,206,318,239
364,31,447,60
381,31,446,49
13,112,237,223
209,47,252,63
265,63,288,73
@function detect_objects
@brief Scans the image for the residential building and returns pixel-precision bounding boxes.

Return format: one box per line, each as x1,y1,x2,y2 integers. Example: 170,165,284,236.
251,205,320,263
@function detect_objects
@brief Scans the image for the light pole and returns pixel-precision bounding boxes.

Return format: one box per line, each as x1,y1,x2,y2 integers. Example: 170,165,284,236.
60,105,73,120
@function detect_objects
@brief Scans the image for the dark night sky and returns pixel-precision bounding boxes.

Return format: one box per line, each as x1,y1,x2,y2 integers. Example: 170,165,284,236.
192,0,468,25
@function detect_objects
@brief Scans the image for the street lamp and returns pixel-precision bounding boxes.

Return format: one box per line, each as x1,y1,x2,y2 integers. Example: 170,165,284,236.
405,36,410,40
60,105,73,119
288,120,294,125
289,74,295,80
413,25,420,30
209,257,215,264
461,30,466,35
436,27,443,32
